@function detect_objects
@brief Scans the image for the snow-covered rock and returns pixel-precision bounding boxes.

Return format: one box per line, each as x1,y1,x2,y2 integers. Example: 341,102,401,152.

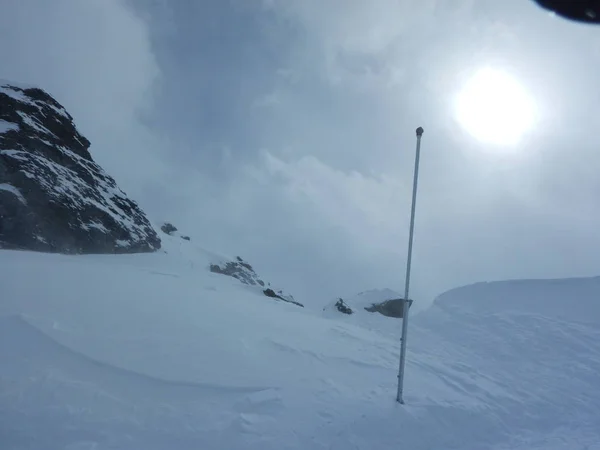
324,288,410,318
154,226,303,307
210,256,266,287
160,221,191,241
209,254,303,307
331,298,354,315
0,81,160,253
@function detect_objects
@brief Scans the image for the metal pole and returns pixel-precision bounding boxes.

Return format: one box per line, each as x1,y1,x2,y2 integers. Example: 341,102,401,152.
397,126,424,404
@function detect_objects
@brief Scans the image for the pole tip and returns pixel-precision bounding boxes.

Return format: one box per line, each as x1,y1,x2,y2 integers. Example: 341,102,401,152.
416,126,424,137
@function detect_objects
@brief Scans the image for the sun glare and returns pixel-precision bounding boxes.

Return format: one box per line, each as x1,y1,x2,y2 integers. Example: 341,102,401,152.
455,67,536,146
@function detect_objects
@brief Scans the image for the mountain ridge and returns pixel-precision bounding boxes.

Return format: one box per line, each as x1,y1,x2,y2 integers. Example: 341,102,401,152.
0,81,160,254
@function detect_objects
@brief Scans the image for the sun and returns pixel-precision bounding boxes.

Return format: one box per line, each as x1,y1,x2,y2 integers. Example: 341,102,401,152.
454,67,536,146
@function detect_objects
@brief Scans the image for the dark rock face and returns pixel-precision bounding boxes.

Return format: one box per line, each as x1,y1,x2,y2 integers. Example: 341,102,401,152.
210,257,265,287
263,288,304,308
334,298,353,315
364,299,413,318
161,222,177,235
159,222,191,241
0,82,160,254
210,256,303,307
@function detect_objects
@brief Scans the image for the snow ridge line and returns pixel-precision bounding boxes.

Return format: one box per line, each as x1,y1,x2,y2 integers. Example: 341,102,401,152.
0,314,274,394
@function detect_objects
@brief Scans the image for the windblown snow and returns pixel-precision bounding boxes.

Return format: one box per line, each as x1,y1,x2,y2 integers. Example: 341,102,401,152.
0,119,19,134
1,236,599,449
0,183,26,204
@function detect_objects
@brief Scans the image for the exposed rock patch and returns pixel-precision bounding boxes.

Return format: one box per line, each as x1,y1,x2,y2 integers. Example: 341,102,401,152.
210,256,303,307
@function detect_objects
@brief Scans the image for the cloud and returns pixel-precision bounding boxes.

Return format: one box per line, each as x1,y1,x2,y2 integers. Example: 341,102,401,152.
0,0,169,208
167,150,407,302
213,147,600,306
139,0,600,307
4,0,600,309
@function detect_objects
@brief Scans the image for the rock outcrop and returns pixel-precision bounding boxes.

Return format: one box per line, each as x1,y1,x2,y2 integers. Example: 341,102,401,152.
160,222,190,241
364,298,412,318
210,256,303,307
324,289,412,318
333,298,353,315
0,81,160,253
262,288,304,308
210,256,265,287
161,222,178,236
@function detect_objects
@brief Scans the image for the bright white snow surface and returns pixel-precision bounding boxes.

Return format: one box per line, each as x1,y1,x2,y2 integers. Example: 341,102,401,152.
1,235,599,449
0,183,27,204
0,119,19,134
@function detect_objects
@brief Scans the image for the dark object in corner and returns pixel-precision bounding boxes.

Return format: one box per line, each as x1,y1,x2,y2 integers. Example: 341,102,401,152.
364,299,413,319
533,0,600,24
161,223,178,235
334,299,353,315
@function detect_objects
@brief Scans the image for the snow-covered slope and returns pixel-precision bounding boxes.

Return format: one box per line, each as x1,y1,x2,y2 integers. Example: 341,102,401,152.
155,227,303,307
1,243,599,449
435,277,600,324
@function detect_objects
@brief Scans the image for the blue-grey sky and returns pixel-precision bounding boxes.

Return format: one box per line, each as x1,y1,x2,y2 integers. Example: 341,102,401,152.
2,0,600,308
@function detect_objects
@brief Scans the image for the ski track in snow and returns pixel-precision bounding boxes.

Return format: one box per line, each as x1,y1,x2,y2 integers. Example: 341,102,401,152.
1,240,600,449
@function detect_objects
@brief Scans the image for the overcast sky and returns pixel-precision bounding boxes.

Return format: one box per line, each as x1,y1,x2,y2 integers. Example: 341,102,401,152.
2,0,600,308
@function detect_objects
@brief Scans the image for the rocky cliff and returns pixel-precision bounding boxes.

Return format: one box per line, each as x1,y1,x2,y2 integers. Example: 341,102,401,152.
0,81,160,253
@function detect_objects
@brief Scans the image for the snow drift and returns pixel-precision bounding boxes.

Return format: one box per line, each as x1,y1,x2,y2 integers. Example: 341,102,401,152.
434,277,600,324
1,237,599,449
